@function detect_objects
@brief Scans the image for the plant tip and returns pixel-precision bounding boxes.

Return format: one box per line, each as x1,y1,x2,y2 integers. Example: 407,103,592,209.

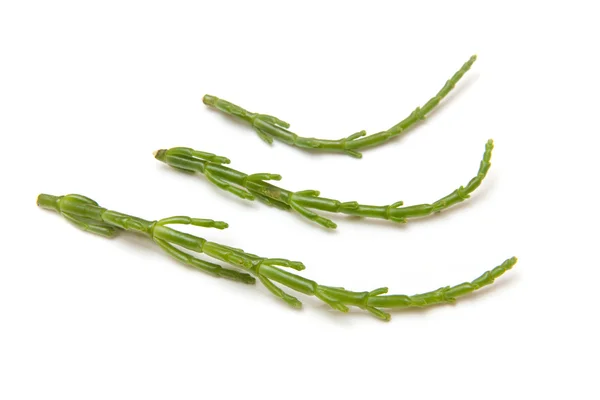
215,221,229,229
204,58,478,156
293,262,306,271
153,149,167,160
203,94,217,106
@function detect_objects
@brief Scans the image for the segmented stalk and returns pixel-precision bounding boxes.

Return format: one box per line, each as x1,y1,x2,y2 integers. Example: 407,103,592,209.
154,140,494,229
203,55,476,158
38,193,516,321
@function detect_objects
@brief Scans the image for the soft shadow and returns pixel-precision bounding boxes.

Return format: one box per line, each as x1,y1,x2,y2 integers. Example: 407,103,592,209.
358,72,481,158
118,230,161,253
204,104,254,131
424,73,480,120
157,163,258,209
118,230,262,296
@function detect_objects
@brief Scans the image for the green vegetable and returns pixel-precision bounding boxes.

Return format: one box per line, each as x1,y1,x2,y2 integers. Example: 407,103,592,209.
37,193,516,321
202,55,476,157
154,139,494,229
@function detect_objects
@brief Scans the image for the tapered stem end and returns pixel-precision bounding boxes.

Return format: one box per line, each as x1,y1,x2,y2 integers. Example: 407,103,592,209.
154,149,167,162
37,194,60,211
202,94,218,107
214,221,229,230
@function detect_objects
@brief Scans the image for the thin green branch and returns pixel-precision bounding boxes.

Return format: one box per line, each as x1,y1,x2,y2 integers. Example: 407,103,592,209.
38,193,516,321
155,140,494,229
203,55,476,157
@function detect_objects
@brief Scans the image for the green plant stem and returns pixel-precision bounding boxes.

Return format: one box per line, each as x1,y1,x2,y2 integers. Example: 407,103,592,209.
203,55,476,158
38,193,516,321
154,139,493,229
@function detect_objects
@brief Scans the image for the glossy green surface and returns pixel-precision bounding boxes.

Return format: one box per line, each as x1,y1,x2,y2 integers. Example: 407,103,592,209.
37,193,516,321
155,140,493,229
203,55,476,157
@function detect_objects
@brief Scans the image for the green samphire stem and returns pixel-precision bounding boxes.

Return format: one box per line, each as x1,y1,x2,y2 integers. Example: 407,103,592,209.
203,55,476,158
38,193,516,321
155,139,493,229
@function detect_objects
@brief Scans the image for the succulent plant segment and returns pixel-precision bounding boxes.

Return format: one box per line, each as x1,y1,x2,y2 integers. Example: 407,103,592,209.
37,193,516,321
202,55,477,157
155,139,494,229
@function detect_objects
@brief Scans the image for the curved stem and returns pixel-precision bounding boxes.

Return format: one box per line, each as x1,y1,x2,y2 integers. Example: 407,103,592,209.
203,55,476,157
38,193,517,321
155,139,494,229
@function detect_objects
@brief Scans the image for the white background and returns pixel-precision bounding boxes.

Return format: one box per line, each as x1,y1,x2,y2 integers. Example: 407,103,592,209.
1,1,598,399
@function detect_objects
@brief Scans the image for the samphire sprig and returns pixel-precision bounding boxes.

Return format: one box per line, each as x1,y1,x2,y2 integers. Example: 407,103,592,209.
154,139,494,229
202,55,476,158
37,193,516,321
